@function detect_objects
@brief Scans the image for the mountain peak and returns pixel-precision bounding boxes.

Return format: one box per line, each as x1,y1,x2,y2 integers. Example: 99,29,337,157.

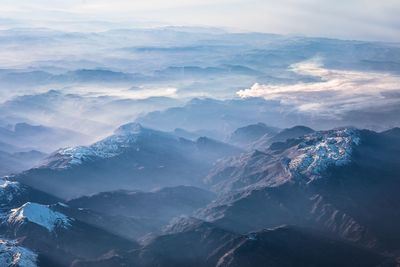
114,123,144,135
8,202,72,232
288,128,360,180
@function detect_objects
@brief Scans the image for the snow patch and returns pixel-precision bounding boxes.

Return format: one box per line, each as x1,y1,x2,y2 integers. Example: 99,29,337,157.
8,202,72,232
0,239,37,267
288,128,360,180
57,130,140,165
0,179,23,206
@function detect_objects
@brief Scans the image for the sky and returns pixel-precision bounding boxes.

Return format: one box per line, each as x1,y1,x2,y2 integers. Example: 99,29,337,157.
1,0,400,41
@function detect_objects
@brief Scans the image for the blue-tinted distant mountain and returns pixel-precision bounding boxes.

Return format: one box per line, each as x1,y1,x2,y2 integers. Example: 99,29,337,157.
0,90,182,141
67,186,216,239
137,97,309,136
0,70,53,86
251,125,315,150
129,44,230,53
0,68,141,86
138,89,399,135
228,123,280,147
171,128,223,141
12,123,241,199
154,65,263,79
69,186,215,219
1,29,399,133
2,27,400,74
54,69,136,83
232,37,400,74
0,140,22,153
0,149,47,176
0,122,90,153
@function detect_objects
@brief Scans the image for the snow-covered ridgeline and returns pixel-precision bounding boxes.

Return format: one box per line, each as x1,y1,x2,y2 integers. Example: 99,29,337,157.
0,239,37,267
55,123,177,166
8,202,72,232
288,128,360,179
58,129,140,165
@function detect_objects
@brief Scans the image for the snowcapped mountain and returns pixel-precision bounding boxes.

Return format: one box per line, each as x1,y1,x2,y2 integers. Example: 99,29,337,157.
207,128,360,192
287,128,360,180
0,238,38,267
49,123,151,168
0,125,399,266
0,177,141,266
12,123,241,199
1,202,139,267
8,202,72,232
198,127,400,256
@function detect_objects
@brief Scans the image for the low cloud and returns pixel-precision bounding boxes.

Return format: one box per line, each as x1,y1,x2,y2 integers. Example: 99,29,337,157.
237,59,400,119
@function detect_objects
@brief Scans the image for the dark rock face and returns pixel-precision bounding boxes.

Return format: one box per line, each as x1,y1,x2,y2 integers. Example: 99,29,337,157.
214,226,395,267
72,223,395,267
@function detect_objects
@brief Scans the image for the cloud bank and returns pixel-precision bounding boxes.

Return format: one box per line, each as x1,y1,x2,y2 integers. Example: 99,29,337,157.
237,60,400,119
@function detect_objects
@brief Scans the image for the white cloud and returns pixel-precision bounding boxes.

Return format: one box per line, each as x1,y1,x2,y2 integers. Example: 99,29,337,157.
237,59,400,118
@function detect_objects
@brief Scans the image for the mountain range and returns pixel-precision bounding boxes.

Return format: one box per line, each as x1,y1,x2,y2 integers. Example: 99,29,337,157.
11,123,241,199
0,122,398,266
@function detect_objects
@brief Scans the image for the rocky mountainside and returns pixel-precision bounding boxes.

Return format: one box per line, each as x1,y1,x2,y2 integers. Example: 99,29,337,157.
199,128,400,255
72,220,394,267
0,125,399,267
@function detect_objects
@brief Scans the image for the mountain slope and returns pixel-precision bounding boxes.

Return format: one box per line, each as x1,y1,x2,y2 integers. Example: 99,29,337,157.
72,221,394,267
2,202,139,267
199,128,400,255
68,186,215,219
0,122,91,153
67,186,216,239
0,149,47,176
228,123,280,148
12,123,241,199
251,125,315,150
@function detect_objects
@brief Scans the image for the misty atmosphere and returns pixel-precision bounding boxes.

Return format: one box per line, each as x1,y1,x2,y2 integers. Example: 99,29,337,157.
0,1,400,267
